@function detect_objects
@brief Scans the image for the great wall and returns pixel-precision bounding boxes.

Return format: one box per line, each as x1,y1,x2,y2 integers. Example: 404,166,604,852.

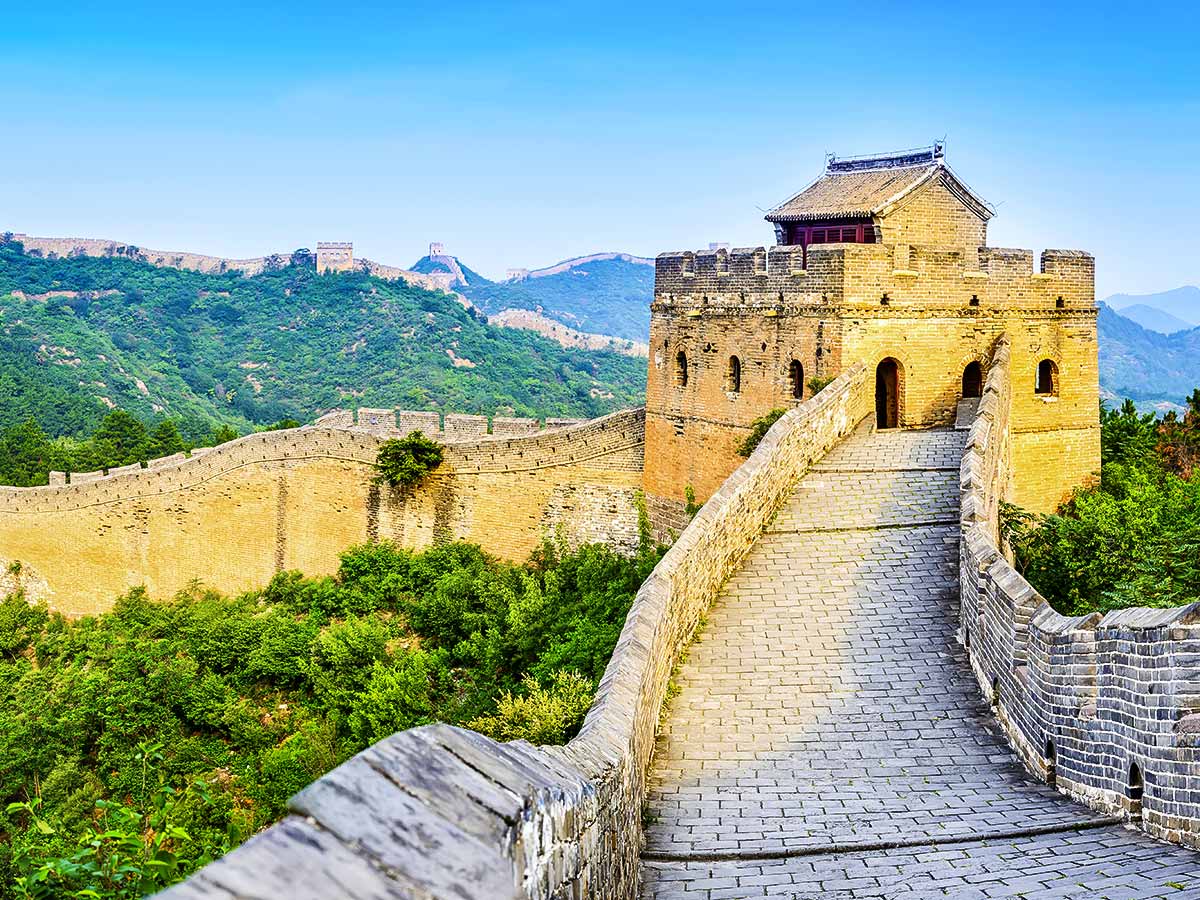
7,146,1200,897
0,409,644,616
5,232,457,292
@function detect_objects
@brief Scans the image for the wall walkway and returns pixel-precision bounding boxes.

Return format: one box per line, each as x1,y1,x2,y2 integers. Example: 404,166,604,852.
640,424,1200,898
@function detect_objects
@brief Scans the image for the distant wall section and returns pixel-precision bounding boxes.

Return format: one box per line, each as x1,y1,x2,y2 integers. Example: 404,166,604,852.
0,410,645,616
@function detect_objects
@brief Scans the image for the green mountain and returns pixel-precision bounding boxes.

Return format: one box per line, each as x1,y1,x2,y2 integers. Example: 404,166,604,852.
414,253,654,342
1098,302,1200,408
0,240,645,439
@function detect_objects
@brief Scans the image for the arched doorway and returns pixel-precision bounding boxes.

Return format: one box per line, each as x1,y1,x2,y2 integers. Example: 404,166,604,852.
962,361,982,398
875,358,900,429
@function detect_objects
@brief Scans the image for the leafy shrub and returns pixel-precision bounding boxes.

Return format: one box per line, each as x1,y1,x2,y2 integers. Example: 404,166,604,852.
468,671,595,745
736,408,787,458
806,374,835,396
374,431,444,487
0,538,661,897
347,651,440,745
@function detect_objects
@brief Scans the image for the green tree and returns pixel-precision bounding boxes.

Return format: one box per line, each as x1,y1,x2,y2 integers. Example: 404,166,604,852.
374,431,444,487
148,420,187,458
0,420,56,486
91,410,151,467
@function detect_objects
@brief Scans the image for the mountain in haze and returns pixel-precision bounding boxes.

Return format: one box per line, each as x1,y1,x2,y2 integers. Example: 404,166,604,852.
1106,286,1200,333
1098,302,1200,408
412,251,654,342
1115,303,1195,335
0,238,645,439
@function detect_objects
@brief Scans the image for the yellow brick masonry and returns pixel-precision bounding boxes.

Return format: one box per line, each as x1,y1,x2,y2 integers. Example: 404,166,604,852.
0,411,645,616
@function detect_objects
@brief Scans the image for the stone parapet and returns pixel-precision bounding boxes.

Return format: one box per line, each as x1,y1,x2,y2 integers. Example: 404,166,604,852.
960,335,1200,849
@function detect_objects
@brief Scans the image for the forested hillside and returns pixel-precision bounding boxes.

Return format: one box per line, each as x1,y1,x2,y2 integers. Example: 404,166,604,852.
0,240,645,442
414,253,654,342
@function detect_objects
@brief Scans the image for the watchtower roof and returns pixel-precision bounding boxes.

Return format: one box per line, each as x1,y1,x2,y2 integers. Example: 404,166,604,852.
765,143,993,224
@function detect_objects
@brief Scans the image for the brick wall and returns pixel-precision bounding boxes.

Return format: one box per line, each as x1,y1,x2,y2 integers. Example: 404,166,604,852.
157,362,875,900
961,336,1200,850
876,176,988,250
0,411,646,617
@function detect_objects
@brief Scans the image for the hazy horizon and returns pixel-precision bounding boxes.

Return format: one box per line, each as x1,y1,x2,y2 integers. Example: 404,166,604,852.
3,1,1198,297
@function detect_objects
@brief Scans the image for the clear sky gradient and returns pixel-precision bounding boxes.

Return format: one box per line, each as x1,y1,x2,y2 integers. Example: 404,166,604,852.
2,1,1197,298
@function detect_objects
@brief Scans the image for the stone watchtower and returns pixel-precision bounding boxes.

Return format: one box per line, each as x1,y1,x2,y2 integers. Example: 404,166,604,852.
316,241,354,273
643,143,1099,529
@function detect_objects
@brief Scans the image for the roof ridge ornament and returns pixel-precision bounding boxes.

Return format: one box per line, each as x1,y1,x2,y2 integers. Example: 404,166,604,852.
827,141,945,173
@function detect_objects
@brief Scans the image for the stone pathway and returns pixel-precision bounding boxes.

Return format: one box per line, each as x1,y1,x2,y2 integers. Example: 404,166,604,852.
640,425,1200,899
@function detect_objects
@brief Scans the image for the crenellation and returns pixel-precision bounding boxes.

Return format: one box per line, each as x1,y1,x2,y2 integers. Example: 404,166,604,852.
492,416,539,437
397,410,442,436
147,452,187,470
442,413,488,440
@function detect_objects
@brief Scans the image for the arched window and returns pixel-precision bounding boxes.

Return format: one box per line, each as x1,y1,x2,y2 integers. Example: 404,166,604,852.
726,356,741,394
1044,738,1057,788
675,351,688,387
962,361,982,398
788,360,804,399
1036,359,1059,396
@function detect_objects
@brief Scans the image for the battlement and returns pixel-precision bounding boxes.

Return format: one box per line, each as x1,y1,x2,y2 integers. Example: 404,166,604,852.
23,410,594,488
653,244,1094,310
961,338,1200,849
315,407,585,439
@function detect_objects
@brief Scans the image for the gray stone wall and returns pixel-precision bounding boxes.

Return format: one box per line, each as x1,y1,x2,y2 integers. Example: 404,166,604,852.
960,334,1200,849
157,364,876,899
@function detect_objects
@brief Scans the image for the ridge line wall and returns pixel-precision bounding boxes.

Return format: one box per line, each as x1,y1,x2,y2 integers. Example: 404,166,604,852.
0,410,645,616
159,363,875,899
960,335,1200,847
4,234,445,291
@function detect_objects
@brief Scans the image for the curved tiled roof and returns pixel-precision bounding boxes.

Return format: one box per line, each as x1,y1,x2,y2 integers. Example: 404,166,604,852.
766,151,993,224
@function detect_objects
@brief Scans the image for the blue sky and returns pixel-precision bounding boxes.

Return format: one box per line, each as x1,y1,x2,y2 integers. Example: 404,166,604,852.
1,1,1197,298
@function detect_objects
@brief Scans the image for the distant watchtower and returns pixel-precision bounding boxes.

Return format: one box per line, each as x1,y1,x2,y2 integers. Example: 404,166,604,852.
316,241,354,273
643,143,1099,529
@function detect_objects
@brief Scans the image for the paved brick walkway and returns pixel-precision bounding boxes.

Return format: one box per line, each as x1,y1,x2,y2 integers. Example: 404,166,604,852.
640,426,1200,899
